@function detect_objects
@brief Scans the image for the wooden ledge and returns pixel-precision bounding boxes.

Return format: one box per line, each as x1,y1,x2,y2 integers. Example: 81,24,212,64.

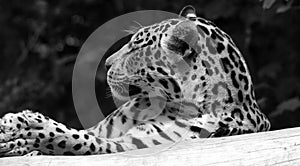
1,127,300,166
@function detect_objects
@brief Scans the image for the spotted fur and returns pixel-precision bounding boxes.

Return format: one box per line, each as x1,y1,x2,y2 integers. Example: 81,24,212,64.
0,6,270,156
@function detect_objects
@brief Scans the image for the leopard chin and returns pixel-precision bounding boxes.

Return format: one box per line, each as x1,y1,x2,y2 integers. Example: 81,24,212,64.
109,84,131,102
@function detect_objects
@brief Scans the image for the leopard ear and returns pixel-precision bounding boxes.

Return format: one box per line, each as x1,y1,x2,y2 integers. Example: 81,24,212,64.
171,20,198,53
165,20,199,65
179,5,196,19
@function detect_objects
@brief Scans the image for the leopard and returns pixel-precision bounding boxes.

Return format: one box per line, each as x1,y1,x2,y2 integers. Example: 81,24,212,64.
0,5,270,157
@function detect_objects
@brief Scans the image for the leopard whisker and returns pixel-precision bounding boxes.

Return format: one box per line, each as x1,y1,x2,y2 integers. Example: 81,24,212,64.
123,20,144,35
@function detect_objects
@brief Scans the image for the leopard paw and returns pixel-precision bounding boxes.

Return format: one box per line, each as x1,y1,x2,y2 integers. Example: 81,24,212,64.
0,110,54,156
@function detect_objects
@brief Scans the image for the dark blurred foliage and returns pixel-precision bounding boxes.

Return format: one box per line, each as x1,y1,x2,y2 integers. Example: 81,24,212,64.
0,0,299,130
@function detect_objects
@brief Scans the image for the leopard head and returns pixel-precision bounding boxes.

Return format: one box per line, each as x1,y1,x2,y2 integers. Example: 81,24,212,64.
105,6,202,103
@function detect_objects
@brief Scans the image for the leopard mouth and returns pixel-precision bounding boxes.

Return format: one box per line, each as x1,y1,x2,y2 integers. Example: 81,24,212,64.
109,83,143,100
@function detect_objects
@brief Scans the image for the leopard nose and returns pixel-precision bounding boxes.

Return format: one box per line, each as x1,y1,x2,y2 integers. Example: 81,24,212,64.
105,55,115,70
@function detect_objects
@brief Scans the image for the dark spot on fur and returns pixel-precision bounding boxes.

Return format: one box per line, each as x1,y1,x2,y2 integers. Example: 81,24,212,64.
17,117,24,123
227,44,239,67
220,57,234,73
159,79,169,89
35,127,44,130
35,138,40,143
48,132,54,137
157,67,168,76
152,124,162,132
197,25,209,35
58,140,66,148
230,71,239,88
225,88,234,103
247,113,256,128
35,118,43,123
72,134,79,139
259,124,265,131
132,137,148,149
84,151,91,155
191,74,197,80
238,74,249,90
33,143,39,148
190,126,202,133
174,120,186,128
224,117,233,122
168,116,176,120
73,144,82,151
237,90,243,102
49,138,54,142
238,60,246,73
146,73,155,82
245,94,252,105
242,103,249,112
106,149,112,153
56,127,65,133
211,29,224,41
152,139,161,145
121,115,127,124
90,143,96,152
109,119,114,126
256,116,261,125
216,42,225,53
168,78,180,93
46,144,54,150
38,133,45,139
10,144,15,149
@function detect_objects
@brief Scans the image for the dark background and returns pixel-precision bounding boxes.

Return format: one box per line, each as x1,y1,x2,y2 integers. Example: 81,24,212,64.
0,0,299,130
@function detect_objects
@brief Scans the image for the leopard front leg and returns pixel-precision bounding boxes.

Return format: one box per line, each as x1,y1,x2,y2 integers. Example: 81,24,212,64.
0,110,135,156
86,94,168,139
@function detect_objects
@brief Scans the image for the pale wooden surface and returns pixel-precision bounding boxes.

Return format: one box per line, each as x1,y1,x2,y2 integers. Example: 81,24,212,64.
1,127,300,166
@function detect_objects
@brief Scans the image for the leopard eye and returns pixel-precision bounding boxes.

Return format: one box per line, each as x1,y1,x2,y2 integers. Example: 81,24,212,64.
132,37,144,45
